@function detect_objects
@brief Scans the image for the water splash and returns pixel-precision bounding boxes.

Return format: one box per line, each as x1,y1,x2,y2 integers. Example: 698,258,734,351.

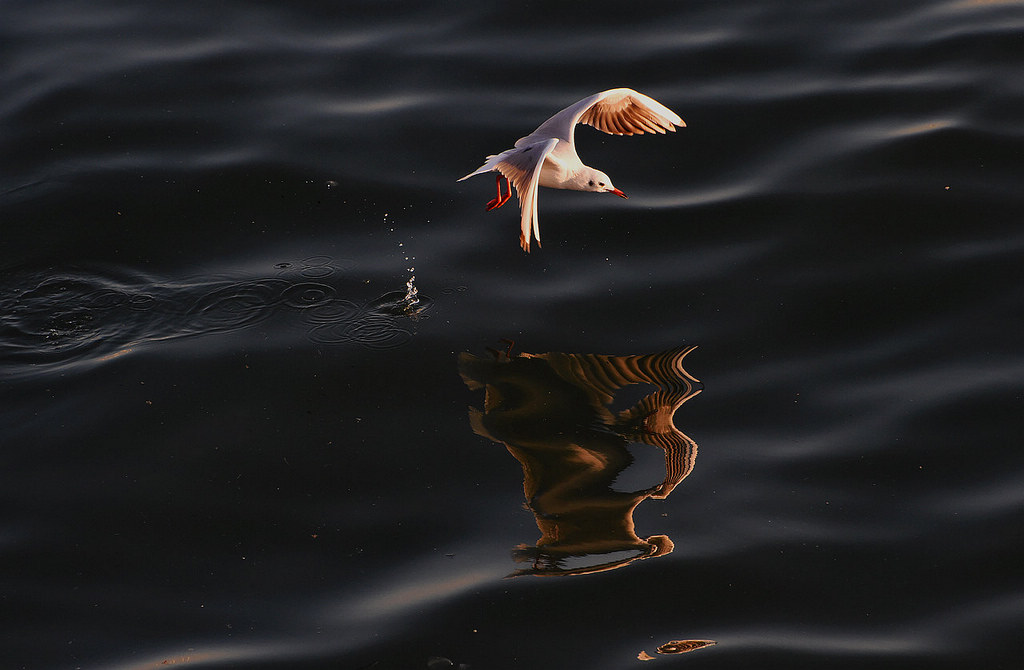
384,211,420,315
403,275,420,310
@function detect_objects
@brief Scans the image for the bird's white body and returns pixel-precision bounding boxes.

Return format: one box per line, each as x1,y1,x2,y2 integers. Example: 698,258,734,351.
459,88,685,252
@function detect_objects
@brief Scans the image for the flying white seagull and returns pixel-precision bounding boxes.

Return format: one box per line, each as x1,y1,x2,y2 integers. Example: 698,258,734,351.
458,88,685,252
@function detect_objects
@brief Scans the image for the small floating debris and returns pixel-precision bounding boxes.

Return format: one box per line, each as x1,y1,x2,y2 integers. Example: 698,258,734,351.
657,639,716,654
637,650,655,661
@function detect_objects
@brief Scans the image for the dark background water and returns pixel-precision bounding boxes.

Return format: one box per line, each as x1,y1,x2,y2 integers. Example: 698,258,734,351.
2,1,1022,668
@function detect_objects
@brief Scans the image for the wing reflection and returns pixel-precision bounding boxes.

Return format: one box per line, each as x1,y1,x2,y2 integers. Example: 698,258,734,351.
458,344,702,577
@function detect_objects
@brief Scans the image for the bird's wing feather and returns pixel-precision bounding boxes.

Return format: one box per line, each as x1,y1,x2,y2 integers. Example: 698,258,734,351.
521,88,684,151
492,138,559,253
514,93,603,147
578,88,685,136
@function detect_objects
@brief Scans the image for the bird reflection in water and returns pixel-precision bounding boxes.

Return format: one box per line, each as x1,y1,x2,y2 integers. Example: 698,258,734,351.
458,342,701,577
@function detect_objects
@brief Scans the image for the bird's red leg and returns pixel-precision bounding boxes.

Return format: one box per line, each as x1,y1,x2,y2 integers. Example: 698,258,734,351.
501,176,512,206
485,174,512,211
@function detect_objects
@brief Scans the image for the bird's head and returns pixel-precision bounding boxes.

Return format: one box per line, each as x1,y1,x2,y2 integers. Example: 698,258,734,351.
583,169,628,199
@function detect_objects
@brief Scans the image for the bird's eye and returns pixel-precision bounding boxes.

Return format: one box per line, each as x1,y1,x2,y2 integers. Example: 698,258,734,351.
588,180,594,187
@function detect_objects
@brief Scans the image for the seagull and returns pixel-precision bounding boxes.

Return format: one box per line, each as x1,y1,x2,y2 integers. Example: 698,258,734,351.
458,88,685,252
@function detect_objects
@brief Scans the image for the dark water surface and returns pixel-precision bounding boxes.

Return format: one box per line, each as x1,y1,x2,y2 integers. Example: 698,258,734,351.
2,1,1022,668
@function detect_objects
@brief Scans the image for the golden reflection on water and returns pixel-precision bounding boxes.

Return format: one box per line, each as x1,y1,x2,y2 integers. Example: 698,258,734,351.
657,639,717,654
459,343,701,577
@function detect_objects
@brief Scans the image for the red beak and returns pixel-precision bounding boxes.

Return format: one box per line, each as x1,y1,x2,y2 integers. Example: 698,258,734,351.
610,188,628,199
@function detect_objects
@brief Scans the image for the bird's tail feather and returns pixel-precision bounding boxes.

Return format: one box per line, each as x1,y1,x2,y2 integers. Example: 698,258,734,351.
457,151,511,181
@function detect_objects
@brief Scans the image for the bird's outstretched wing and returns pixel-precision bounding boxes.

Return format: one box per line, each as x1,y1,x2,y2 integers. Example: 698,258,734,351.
500,138,559,252
521,88,685,149
459,138,559,252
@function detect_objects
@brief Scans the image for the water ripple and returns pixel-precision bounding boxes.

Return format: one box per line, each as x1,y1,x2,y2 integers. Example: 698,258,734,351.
0,261,430,378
